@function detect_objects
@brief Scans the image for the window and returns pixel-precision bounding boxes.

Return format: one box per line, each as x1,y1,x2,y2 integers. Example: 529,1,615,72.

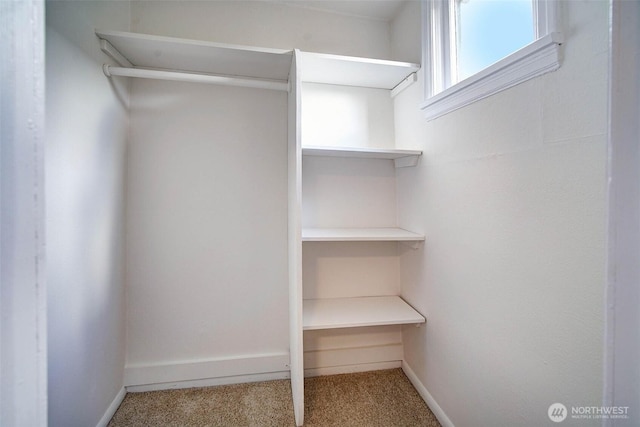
421,0,563,120
453,0,535,82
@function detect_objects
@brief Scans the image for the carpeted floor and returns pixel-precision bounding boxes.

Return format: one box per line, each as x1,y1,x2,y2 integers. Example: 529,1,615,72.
108,368,441,426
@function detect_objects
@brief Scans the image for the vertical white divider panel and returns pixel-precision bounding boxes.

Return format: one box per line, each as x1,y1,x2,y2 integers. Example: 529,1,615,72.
288,49,304,427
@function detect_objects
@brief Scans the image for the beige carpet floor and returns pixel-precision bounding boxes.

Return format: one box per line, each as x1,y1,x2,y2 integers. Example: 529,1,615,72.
108,368,441,426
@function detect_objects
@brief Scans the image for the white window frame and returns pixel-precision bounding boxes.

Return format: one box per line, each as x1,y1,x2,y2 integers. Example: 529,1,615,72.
420,0,563,120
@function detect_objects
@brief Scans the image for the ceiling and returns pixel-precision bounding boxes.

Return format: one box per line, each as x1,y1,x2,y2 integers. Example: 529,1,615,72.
279,0,408,21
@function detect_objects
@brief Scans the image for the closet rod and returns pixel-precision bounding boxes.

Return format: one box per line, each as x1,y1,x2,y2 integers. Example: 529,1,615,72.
102,64,289,92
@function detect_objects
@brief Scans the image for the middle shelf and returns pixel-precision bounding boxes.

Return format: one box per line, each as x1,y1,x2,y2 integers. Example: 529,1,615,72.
302,227,425,242
303,296,425,330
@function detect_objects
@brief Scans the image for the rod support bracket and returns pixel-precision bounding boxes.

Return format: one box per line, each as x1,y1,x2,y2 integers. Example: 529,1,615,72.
102,64,112,77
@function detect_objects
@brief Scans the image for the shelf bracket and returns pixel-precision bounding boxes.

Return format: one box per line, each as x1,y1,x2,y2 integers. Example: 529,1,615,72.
391,72,418,98
402,240,423,250
99,39,132,67
394,155,420,168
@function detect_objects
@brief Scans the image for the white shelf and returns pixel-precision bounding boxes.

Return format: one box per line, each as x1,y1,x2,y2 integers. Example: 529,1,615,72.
95,31,421,91
303,296,425,330
302,228,425,242
298,51,420,89
95,30,293,82
302,146,422,167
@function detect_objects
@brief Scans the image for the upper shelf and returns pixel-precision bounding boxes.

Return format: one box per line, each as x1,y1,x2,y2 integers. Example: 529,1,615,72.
95,30,420,91
95,30,293,82
302,146,422,167
297,51,420,90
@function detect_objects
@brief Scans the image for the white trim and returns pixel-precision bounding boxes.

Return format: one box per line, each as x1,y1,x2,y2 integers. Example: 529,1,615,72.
420,32,562,121
0,1,47,425
422,0,452,98
304,343,403,369
124,353,289,387
126,371,290,393
304,361,401,378
96,387,126,427
402,361,455,427
288,49,305,427
534,0,559,38
603,0,640,423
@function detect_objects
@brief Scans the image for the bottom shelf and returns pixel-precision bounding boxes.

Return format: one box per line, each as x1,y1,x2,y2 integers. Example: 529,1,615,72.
303,296,425,331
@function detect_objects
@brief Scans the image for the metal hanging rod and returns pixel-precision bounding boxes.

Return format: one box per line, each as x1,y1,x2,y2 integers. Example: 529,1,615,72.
102,64,289,92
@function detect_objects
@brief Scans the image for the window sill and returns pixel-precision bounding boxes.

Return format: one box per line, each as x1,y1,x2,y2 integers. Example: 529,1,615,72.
420,32,563,121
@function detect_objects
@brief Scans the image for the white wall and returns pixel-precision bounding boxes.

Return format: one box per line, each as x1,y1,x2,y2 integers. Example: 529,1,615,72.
301,83,395,149
389,0,421,64
130,0,391,59
125,79,290,385
392,1,608,426
46,1,130,426
125,1,394,386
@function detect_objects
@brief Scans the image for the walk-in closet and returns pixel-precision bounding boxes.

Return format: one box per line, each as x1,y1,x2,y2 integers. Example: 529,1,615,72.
2,0,628,425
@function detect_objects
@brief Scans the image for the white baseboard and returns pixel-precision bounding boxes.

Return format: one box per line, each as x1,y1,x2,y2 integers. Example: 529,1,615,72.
402,360,455,427
304,360,401,377
303,339,404,377
96,386,126,427
304,343,402,370
124,353,289,390
126,370,291,393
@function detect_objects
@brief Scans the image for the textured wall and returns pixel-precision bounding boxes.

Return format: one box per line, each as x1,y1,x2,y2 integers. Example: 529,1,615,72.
130,0,391,59
46,1,130,426
392,1,608,425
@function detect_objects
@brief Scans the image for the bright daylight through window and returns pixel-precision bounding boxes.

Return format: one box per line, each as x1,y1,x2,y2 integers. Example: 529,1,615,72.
453,0,534,82
421,0,563,120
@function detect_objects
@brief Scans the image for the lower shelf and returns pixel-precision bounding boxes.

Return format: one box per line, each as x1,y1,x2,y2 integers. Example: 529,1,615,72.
303,296,425,331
